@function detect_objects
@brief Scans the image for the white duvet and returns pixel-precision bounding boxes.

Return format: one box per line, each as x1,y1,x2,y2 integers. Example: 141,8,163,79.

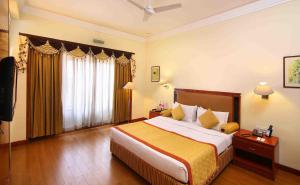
110,116,233,183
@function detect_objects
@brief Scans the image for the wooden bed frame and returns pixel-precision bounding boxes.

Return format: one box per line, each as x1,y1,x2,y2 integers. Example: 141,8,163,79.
174,88,241,123
111,88,241,185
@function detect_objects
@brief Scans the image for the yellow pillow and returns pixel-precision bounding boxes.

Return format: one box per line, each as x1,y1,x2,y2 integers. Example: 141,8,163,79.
199,109,219,129
160,109,172,117
221,122,240,134
171,105,185,120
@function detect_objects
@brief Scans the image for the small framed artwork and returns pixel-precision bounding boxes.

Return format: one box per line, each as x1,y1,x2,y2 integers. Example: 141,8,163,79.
151,66,160,82
284,55,300,88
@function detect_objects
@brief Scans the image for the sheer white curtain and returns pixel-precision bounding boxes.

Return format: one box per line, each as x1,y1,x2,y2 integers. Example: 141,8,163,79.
61,52,115,131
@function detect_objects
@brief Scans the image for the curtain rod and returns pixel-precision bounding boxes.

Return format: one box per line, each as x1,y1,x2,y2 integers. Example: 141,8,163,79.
19,32,135,55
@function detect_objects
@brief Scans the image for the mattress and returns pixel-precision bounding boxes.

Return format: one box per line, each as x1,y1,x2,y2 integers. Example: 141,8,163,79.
110,116,233,183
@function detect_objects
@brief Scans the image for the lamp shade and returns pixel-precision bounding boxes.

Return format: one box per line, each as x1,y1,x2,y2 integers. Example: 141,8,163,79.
254,82,273,95
123,82,134,90
158,80,168,85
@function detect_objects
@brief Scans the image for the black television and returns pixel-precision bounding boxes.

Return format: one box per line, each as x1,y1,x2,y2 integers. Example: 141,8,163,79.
0,56,18,121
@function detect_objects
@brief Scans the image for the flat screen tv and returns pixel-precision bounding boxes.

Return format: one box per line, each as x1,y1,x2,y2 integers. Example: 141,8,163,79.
0,56,18,121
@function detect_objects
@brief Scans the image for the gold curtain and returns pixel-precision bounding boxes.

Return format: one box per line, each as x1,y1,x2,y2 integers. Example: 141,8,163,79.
27,48,63,138
113,63,132,123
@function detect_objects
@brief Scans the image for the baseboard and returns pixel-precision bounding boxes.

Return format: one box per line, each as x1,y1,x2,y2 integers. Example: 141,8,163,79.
130,117,147,123
277,163,300,176
0,143,10,148
11,140,28,147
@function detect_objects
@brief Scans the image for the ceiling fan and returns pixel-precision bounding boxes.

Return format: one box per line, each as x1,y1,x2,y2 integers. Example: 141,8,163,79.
128,0,182,21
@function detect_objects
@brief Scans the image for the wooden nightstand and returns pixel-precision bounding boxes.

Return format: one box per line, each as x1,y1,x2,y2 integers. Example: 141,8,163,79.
233,129,279,180
149,110,163,119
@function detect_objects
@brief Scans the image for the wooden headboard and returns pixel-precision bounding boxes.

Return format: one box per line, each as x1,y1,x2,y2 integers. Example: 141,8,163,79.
174,88,241,123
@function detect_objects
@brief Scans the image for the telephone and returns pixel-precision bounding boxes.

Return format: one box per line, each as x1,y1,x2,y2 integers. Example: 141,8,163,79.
252,128,264,137
252,125,273,137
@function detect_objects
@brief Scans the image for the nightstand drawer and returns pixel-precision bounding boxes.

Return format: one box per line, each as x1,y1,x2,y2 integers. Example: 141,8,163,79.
149,111,161,119
233,137,273,159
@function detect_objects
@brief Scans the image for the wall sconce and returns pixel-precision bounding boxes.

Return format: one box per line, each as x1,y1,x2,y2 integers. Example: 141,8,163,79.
159,80,170,89
254,82,274,99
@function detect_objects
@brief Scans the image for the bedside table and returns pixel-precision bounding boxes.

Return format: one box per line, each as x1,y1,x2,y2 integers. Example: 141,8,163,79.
233,129,279,180
149,110,163,119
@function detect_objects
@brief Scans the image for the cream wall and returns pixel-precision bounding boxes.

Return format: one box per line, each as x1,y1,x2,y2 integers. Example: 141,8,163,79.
9,0,300,170
9,13,147,142
146,1,300,170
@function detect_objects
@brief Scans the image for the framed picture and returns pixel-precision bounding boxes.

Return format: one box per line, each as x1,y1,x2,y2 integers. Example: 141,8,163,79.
284,55,300,88
151,66,160,82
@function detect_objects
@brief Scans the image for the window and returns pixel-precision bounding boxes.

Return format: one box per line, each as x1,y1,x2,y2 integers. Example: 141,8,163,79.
61,52,115,131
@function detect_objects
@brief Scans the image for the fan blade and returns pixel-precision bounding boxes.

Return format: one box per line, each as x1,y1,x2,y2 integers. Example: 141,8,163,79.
127,0,144,10
154,3,182,13
143,12,151,21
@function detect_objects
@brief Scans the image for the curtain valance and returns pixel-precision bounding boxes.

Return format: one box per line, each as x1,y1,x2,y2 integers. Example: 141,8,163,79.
20,33,134,59
17,33,137,78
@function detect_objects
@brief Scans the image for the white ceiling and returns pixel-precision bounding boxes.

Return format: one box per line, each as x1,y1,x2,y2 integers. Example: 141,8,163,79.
24,0,258,37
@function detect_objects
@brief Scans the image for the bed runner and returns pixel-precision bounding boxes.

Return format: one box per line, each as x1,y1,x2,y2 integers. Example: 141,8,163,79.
114,121,218,185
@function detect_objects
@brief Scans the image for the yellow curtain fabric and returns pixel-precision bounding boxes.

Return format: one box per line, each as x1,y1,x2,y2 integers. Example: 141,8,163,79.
27,48,63,138
113,63,132,123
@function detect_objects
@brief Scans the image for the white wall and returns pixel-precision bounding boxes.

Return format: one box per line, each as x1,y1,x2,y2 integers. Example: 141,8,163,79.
146,1,300,170
9,13,147,142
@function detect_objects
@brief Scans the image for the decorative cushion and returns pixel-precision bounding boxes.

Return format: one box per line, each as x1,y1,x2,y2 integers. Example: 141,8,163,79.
171,105,185,121
173,102,197,122
221,122,240,134
160,109,172,117
198,109,219,129
197,107,229,131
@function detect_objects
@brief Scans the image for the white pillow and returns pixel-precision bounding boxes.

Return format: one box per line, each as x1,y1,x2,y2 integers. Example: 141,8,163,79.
196,107,229,131
173,102,197,122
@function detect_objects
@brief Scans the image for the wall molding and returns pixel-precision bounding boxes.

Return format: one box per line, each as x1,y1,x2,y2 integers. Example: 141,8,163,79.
148,0,291,41
277,163,300,176
11,139,28,147
19,0,290,43
21,5,146,42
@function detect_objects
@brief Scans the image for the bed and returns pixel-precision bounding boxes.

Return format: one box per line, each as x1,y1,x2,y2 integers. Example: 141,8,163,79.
110,89,241,185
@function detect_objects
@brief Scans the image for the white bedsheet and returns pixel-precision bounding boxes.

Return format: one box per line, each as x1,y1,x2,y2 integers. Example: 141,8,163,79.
110,116,233,183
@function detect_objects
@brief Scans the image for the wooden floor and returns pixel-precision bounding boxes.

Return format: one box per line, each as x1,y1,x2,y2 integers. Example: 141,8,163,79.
11,126,300,185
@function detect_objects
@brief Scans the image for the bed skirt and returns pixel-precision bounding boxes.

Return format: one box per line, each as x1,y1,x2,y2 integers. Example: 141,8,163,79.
110,140,233,185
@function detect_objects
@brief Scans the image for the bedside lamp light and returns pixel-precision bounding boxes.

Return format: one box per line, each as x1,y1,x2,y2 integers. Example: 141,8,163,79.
254,82,273,99
123,82,134,90
159,80,170,89
123,82,134,123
